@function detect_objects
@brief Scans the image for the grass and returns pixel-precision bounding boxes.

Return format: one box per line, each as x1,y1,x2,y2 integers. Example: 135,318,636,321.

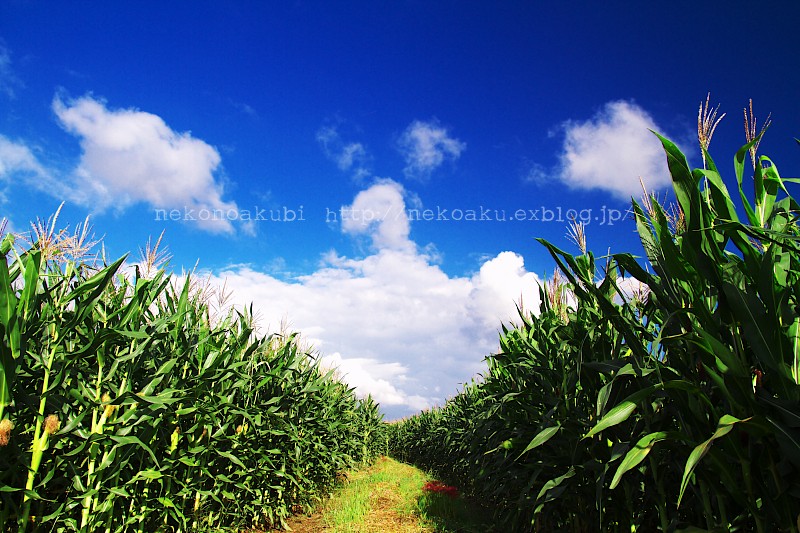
275,456,498,532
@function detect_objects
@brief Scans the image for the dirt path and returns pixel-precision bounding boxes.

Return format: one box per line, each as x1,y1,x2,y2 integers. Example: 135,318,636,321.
276,457,430,533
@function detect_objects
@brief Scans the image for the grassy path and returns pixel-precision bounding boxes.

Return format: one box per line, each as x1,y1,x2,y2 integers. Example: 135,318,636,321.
271,456,497,532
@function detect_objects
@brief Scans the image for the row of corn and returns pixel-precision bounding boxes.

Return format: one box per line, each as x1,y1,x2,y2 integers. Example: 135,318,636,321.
0,227,386,532
389,108,800,531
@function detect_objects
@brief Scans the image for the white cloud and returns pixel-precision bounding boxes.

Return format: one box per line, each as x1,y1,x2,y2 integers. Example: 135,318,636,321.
319,353,429,411
208,181,541,420
0,136,52,185
0,44,23,99
228,99,258,118
398,119,466,181
614,275,650,304
316,126,371,181
467,251,541,330
523,160,549,186
53,95,239,234
340,179,412,251
551,101,671,199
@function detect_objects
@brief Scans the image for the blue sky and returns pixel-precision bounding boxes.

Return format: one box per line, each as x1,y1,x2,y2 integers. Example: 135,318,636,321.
2,2,799,419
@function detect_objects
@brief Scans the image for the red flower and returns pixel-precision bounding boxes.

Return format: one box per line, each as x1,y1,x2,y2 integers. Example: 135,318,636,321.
423,480,459,498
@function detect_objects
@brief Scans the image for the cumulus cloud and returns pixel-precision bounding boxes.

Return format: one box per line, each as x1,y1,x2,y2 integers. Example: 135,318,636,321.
398,119,465,181
340,179,412,251
320,353,430,411
53,95,239,233
316,126,371,182
466,251,542,330
548,101,671,199
208,181,541,419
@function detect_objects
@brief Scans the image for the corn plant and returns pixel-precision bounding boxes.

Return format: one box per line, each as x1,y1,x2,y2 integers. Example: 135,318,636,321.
389,105,800,531
0,224,385,532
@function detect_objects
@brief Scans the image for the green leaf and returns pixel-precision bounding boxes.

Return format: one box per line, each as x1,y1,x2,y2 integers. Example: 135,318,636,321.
158,497,176,509
0,251,17,327
722,282,782,376
691,328,748,378
216,449,247,470
734,138,760,226
610,431,671,489
678,415,750,507
652,131,698,233
584,385,660,440
109,487,131,498
132,469,164,481
109,435,159,466
766,415,800,468
516,424,560,460
699,168,740,230
535,467,575,506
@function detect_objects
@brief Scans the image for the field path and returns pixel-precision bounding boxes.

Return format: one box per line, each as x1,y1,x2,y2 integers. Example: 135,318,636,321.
269,456,494,533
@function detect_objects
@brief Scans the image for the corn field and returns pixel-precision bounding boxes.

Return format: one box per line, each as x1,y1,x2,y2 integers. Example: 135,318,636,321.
0,226,386,532
389,113,800,530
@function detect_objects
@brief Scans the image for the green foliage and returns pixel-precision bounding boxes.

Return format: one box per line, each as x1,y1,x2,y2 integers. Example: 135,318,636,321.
0,237,386,532
389,134,800,532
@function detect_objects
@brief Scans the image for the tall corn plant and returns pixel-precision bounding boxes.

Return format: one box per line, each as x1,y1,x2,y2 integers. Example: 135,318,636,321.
389,108,800,531
0,225,385,532
585,131,800,531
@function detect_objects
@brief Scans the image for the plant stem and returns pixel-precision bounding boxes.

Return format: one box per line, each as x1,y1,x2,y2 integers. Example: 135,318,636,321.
19,338,57,531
